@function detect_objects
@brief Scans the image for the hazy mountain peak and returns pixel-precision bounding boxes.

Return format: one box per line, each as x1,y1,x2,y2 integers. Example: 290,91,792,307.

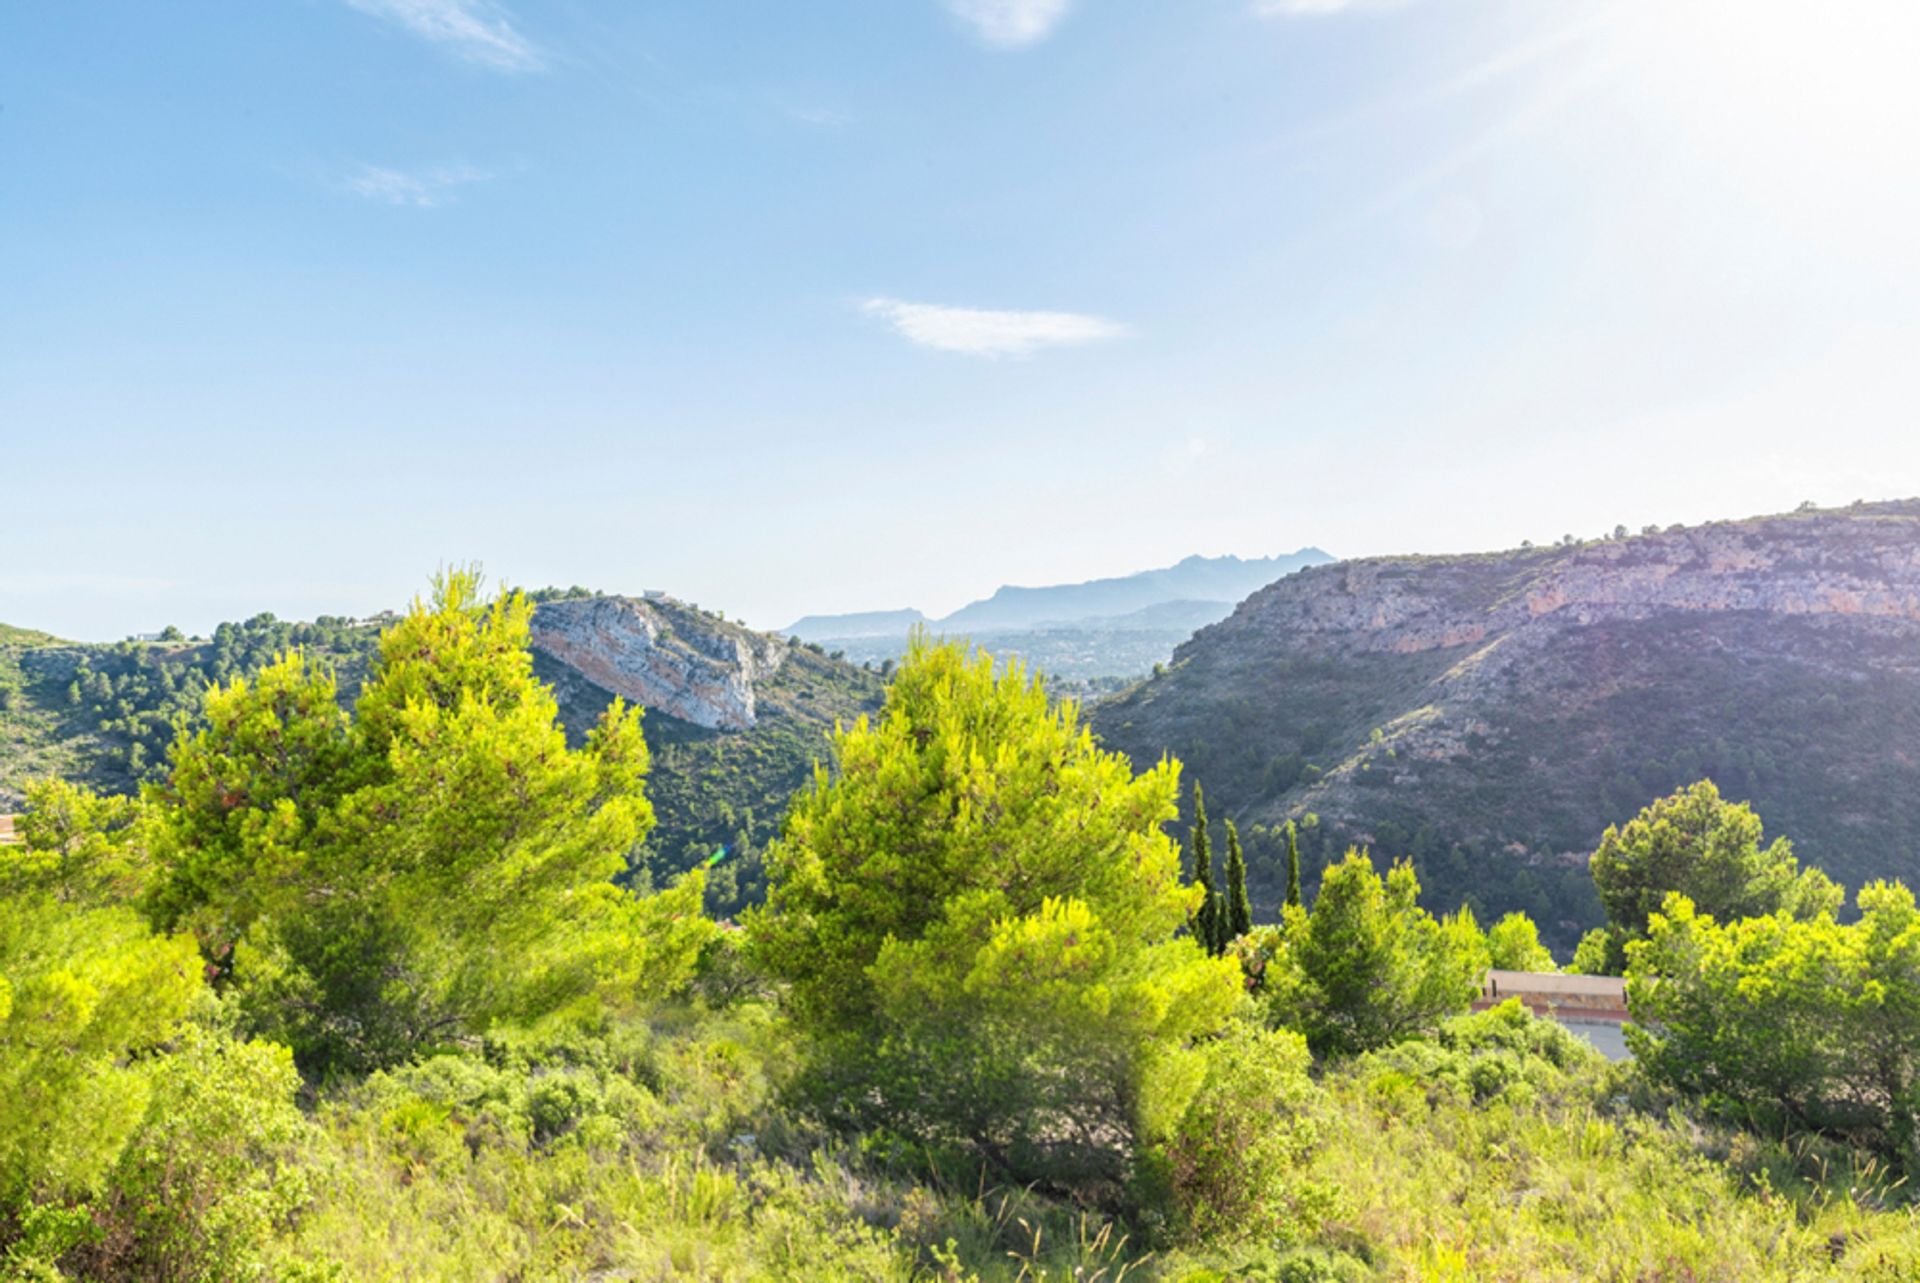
787,548,1335,642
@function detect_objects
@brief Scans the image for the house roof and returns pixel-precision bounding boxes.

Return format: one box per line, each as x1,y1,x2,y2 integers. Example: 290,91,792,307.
1484,969,1625,1000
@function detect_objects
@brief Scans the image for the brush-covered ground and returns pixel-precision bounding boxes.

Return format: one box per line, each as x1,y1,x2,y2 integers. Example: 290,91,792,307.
9,580,1920,1283
255,996,1920,1281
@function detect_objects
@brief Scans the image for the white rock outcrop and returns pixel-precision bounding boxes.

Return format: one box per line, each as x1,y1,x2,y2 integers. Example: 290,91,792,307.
530,596,787,731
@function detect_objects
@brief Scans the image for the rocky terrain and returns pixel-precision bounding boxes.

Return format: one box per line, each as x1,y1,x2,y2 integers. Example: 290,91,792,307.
531,595,792,732
531,596,883,910
1091,502,1920,945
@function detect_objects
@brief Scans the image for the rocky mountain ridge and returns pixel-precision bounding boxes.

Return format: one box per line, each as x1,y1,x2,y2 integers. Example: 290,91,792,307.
1091,502,1920,945
1241,517,1920,657
531,595,791,732
787,549,1334,637
936,548,1335,633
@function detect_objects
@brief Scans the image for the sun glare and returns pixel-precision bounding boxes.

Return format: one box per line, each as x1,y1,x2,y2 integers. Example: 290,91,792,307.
1608,1,1920,172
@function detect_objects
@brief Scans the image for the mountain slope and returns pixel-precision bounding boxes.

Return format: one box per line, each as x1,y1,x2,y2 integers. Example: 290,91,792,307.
0,623,66,647
530,595,883,910
0,615,385,805
0,596,882,915
1089,502,1920,947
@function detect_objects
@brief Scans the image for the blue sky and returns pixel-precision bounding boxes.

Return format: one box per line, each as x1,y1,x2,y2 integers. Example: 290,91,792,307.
4,0,1918,639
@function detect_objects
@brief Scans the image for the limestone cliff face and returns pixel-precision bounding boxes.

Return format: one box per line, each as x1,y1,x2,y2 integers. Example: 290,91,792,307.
1209,511,1920,661
1092,502,1920,945
530,596,788,731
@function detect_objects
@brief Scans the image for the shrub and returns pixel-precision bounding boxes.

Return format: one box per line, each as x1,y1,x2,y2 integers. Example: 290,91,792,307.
73,1022,316,1282
352,1022,669,1161
1356,1000,1600,1111
1628,882,1920,1166
1142,1024,1330,1245
0,895,200,1216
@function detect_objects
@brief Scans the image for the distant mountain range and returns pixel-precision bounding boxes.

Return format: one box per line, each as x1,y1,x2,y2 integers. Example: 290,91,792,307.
1089,502,1920,949
783,607,931,639
785,549,1334,679
16,509,1920,954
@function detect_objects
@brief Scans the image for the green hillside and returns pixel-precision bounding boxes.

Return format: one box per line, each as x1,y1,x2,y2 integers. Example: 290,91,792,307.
12,589,1920,1280
1091,502,1920,948
0,601,880,916
0,623,66,647
537,627,884,914
0,614,385,808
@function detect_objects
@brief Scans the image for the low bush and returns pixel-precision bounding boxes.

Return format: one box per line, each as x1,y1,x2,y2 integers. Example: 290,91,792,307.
1140,1024,1331,1246
1355,999,1600,1110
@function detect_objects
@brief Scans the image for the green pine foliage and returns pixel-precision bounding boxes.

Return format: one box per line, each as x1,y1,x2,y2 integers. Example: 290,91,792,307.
1284,818,1304,912
10,584,1920,1278
1594,778,1842,932
1485,910,1557,972
141,570,714,1076
1224,818,1252,942
1262,851,1487,1056
1575,779,1843,975
1628,879,1920,1162
750,636,1242,1194
1190,783,1219,955
0,890,200,1214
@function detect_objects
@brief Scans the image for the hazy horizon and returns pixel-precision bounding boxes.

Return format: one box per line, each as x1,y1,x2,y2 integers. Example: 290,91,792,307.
11,495,1907,644
8,1,1918,641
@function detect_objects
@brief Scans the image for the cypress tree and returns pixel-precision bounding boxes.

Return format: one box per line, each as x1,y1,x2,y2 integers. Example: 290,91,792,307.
1284,820,1304,912
1224,818,1252,940
1191,784,1218,953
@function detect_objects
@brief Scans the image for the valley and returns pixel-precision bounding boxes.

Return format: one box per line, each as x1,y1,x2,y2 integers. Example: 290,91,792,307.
1092,501,1920,945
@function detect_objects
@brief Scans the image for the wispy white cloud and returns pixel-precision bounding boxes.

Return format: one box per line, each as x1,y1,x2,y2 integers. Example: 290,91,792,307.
344,163,494,207
779,103,854,128
862,297,1129,358
344,0,543,71
944,0,1073,48
1254,0,1410,15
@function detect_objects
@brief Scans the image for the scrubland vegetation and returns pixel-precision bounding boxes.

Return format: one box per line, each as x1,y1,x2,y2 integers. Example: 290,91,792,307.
7,574,1920,1280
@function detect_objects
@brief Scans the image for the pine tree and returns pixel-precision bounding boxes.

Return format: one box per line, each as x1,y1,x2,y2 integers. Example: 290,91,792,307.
1284,820,1304,912
1224,819,1252,941
752,637,1243,1185
1191,784,1218,953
